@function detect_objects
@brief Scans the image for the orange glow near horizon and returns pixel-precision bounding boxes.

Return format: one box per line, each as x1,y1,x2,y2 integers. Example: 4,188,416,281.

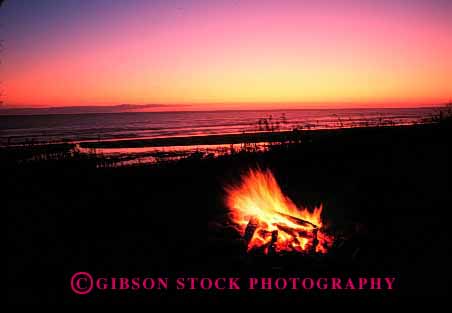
1,1,451,109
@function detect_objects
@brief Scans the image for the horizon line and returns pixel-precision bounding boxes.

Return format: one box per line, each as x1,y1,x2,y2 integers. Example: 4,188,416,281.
0,102,450,117
1,100,450,109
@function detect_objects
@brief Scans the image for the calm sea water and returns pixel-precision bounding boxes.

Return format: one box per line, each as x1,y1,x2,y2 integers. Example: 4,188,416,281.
0,108,441,146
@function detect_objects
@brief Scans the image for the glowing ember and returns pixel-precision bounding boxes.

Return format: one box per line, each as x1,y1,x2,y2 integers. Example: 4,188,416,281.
226,169,334,254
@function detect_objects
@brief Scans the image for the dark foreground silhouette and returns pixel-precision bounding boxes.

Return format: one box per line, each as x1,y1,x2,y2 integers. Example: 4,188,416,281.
5,122,451,304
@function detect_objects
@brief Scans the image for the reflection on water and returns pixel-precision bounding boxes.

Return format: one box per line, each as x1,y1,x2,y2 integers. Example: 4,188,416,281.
3,106,449,166
0,107,443,146
77,142,269,166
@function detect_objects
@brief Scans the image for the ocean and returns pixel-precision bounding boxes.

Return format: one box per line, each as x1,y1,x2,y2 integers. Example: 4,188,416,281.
0,107,441,146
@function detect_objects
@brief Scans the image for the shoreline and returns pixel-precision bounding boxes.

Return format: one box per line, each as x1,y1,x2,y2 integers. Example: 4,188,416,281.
2,122,449,167
2,105,449,148
77,124,420,149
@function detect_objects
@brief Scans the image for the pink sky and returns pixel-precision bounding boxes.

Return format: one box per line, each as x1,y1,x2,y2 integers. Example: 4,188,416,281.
1,0,451,109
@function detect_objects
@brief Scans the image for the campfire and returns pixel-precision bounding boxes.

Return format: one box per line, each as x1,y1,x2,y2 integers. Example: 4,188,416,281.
226,169,334,255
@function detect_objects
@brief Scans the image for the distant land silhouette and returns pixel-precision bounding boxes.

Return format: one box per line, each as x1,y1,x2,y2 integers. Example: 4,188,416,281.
0,104,190,115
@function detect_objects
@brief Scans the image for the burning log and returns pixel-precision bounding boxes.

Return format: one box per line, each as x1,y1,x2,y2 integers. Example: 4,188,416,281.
268,230,279,255
241,214,324,254
226,168,334,255
310,228,319,254
275,221,320,253
243,216,259,246
275,223,300,238
275,211,319,229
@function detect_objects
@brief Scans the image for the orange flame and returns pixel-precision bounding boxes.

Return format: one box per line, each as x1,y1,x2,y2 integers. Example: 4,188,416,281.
226,168,333,254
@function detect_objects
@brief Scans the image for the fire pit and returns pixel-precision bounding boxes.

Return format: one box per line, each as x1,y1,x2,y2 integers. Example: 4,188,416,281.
226,169,334,255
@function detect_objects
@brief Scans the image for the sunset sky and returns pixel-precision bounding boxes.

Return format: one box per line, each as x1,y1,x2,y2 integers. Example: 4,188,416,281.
1,0,451,109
